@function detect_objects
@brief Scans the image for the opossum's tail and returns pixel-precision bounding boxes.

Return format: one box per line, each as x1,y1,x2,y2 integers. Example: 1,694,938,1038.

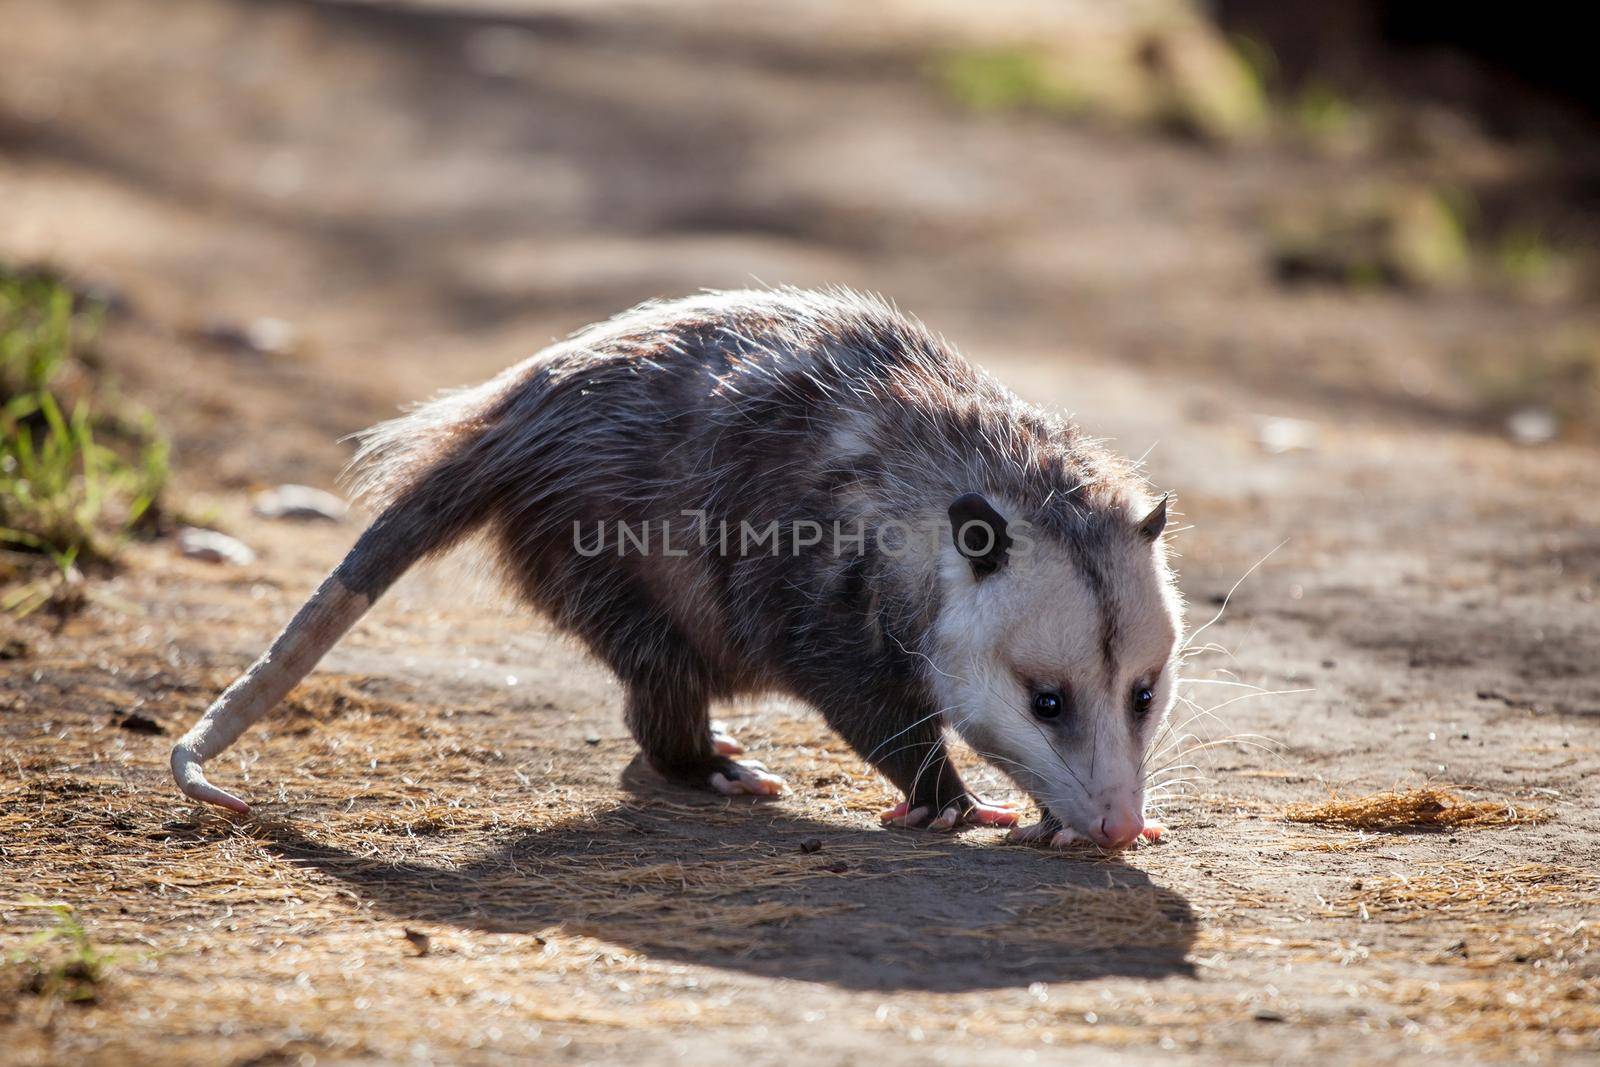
171,378,514,813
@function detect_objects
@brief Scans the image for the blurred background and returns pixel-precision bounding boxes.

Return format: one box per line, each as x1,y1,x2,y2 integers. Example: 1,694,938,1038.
2,0,1597,498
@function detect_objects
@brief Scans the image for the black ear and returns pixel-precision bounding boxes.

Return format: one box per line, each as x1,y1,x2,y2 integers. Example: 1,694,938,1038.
948,493,1012,578
1137,494,1169,542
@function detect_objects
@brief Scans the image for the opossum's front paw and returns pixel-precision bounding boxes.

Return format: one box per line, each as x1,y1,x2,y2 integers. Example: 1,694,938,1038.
1006,816,1088,849
1007,816,1167,848
880,795,1020,831
709,720,744,756
708,757,786,797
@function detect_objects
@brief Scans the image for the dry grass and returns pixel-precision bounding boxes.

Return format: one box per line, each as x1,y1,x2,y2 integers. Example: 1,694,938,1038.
1281,835,1384,853
1285,787,1549,831
1330,863,1597,923
1376,971,1600,1051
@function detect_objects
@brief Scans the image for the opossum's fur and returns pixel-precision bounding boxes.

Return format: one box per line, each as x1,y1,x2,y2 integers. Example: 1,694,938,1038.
173,288,1183,837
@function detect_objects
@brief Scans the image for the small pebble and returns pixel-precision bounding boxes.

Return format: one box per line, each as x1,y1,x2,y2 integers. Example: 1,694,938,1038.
1256,416,1319,455
247,317,300,355
178,527,257,566
253,484,348,523
799,838,823,854
1506,407,1558,446
584,734,601,746
820,860,849,874
202,316,302,357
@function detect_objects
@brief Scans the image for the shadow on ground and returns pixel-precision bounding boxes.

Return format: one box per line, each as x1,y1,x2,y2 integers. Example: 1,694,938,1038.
252,762,1197,993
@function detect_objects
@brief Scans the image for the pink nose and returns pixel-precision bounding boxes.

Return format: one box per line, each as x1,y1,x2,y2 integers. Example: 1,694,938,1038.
1090,811,1144,849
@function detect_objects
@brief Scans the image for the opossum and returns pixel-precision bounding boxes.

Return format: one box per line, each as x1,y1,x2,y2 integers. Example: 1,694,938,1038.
172,288,1181,848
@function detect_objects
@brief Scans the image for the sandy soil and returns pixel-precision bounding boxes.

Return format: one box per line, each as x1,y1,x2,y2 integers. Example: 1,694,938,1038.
2,1,1597,1064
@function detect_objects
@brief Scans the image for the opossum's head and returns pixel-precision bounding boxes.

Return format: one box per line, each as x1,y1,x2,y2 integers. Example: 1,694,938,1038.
933,492,1182,848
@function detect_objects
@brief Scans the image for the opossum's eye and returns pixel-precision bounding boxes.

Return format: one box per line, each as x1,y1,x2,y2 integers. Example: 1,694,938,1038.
1132,686,1155,716
1031,690,1064,720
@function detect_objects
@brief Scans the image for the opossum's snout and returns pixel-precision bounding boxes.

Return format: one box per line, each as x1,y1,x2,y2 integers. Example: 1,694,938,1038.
1092,805,1146,850
951,671,1166,847
1053,756,1149,849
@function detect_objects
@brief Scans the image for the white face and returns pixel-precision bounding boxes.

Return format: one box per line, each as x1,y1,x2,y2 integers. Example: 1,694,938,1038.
931,520,1182,844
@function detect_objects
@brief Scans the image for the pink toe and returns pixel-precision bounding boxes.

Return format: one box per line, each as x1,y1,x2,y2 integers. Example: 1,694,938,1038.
968,803,1020,827
882,804,931,828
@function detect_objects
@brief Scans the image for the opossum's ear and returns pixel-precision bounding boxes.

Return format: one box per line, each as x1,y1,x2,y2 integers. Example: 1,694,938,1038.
948,493,1012,579
1137,494,1169,542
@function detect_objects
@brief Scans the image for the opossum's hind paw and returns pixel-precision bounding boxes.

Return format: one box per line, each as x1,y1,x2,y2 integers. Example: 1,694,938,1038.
882,796,1020,830
709,720,744,756
708,758,786,797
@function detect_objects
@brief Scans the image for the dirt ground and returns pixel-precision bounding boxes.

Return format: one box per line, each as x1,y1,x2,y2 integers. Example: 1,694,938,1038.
2,1,1598,1064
